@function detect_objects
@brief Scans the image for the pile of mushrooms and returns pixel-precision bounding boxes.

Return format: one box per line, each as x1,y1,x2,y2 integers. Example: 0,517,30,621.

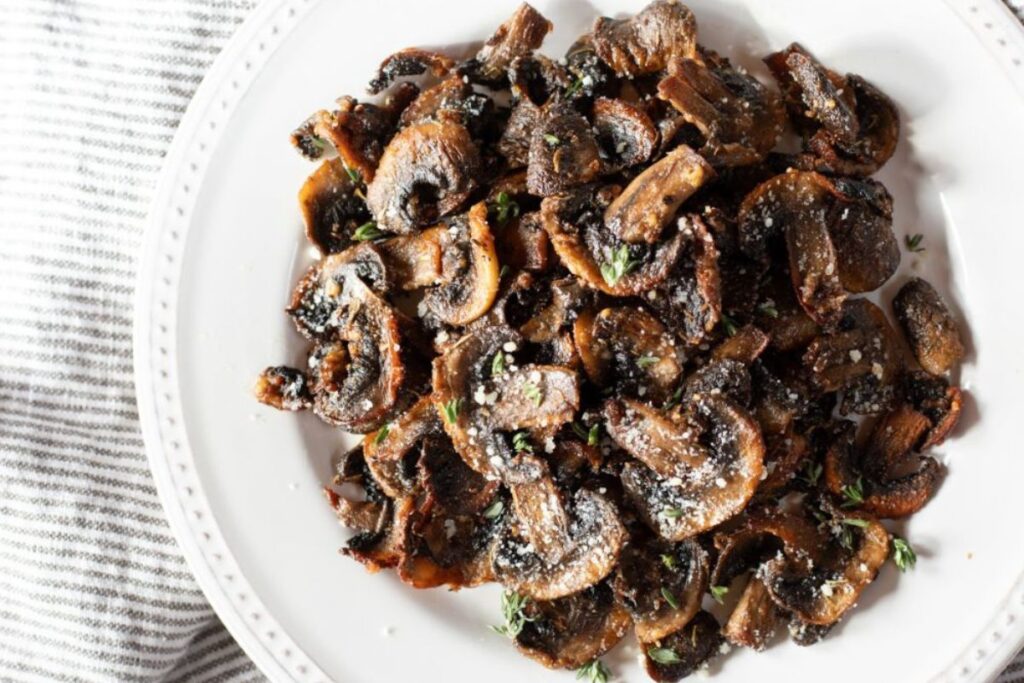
256,2,967,680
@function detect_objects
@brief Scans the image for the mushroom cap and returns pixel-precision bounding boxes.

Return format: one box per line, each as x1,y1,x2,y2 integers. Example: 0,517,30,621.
592,97,658,172
893,277,965,376
364,395,442,498
466,2,553,84
723,576,780,651
298,157,373,255
640,610,724,682
591,0,698,77
526,103,602,197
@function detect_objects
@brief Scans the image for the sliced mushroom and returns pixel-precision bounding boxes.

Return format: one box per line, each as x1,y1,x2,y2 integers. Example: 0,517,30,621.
519,277,587,344
303,97,402,184
254,366,311,411
756,270,821,352
488,365,580,432
657,49,784,166
765,43,899,177
499,98,543,168
307,279,408,432
509,54,572,106
804,298,902,415
495,211,550,273
286,243,390,340
893,277,965,376
367,48,455,94
641,611,723,683
724,576,780,651
526,103,602,197
712,325,770,364
737,171,899,324
377,226,445,289
298,157,373,255
463,3,552,85
541,185,685,297
756,430,810,499
505,455,574,564
366,120,481,234
649,214,721,346
604,398,706,481
603,145,714,244
591,0,698,77
616,396,765,540
514,582,632,669
762,513,889,626
421,203,500,326
575,306,684,404
614,538,709,641
823,414,943,519
592,97,658,173
750,358,828,437
493,488,626,600
681,359,752,407
342,495,414,573
364,395,442,498
420,440,499,516
325,446,390,531
901,371,963,450
710,509,826,587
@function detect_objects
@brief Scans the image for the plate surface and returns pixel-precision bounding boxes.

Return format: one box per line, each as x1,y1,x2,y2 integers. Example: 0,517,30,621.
134,1,1024,681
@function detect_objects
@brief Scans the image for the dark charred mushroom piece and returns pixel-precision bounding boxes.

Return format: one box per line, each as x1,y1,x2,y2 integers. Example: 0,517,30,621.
287,244,390,340
592,0,698,77
641,611,723,682
526,103,602,197
254,366,311,411
616,396,765,540
893,277,965,376
804,299,903,415
614,538,709,641
712,325,770,365
517,277,587,344
302,97,402,184
364,395,442,498
649,214,721,346
368,48,455,94
421,203,501,326
592,97,658,173
603,145,714,244
823,413,943,519
762,512,889,626
508,54,572,106
342,495,414,573
724,576,780,651
902,371,963,449
366,120,481,234
462,3,553,85
514,582,632,669
541,185,684,297
657,49,784,166
681,359,752,407
499,98,544,168
307,279,408,433
574,306,684,404
505,455,574,564
755,429,810,499
737,171,899,324
420,440,499,516
765,43,899,177
493,487,626,600
325,447,389,532
298,157,373,255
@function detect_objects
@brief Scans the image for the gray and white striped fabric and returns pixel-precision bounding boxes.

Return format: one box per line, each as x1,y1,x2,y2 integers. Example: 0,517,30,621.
0,1,1022,682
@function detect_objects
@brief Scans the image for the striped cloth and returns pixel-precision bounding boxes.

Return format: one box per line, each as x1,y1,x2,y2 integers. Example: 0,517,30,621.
0,1,1021,682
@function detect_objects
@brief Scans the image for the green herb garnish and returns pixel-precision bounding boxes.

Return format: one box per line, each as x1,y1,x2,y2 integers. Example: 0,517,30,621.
757,301,779,318
905,233,925,253
512,431,533,454
636,354,659,369
491,590,533,638
721,313,739,337
842,518,870,528
710,585,729,604
647,647,682,665
572,422,600,446
600,245,639,286
482,499,505,520
841,477,865,507
491,350,506,376
663,386,684,410
892,536,917,572
352,221,383,241
543,133,561,146
576,660,610,683
490,191,520,226
523,382,542,406
802,460,823,487
661,586,680,610
661,553,677,571
662,507,684,519
372,423,390,445
440,398,463,424
564,78,584,100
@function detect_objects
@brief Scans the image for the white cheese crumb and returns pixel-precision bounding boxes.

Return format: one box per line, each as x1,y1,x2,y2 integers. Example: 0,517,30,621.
503,341,518,352
435,330,449,343
849,349,863,362
647,290,658,300
820,583,834,597
544,437,555,454
764,217,774,227
715,477,727,489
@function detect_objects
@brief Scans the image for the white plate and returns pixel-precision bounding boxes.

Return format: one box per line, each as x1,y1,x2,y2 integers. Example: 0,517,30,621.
134,1,1024,681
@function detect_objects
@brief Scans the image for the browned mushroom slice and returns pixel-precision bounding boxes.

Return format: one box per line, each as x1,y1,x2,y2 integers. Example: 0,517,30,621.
641,611,723,682
614,538,709,641
756,430,810,499
788,618,834,647
712,325,770,364
377,226,444,289
463,3,552,85
658,49,784,166
604,399,705,480
724,576,780,651
364,395,442,498
488,365,580,432
710,509,826,587
902,371,963,449
618,396,765,540
519,277,587,344
738,171,899,324
342,495,415,573
514,582,632,669
305,97,402,184
804,299,902,415
253,366,311,411
603,145,714,244
541,186,684,297
495,211,550,273
325,447,390,533
591,0,698,77
505,455,574,564
493,488,626,600
286,243,390,340
508,53,572,106
420,441,498,516
421,203,500,326
575,306,684,404
762,514,889,626
298,157,373,255
823,414,942,519
526,103,602,197
765,43,899,177
499,98,543,168
308,279,407,433
649,214,722,347
893,278,965,376
367,47,455,94
366,120,481,234
682,359,753,407
592,97,658,173
757,270,820,352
